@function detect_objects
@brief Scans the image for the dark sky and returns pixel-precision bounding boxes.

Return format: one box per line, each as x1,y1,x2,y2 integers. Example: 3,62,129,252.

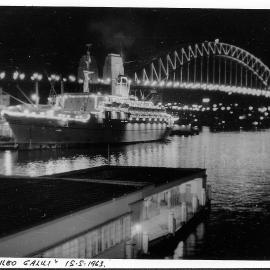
0,7,270,76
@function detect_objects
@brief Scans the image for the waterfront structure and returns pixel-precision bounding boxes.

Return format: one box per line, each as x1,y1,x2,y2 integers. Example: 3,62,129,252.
0,165,209,258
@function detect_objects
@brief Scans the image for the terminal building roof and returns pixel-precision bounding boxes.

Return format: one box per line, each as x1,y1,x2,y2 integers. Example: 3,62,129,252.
0,176,140,238
50,165,206,186
0,165,206,238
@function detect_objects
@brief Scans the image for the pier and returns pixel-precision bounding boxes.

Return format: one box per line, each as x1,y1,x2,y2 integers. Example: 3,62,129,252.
0,165,210,258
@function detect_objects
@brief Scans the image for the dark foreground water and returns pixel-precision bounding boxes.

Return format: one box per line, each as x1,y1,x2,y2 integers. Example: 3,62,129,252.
1,127,270,259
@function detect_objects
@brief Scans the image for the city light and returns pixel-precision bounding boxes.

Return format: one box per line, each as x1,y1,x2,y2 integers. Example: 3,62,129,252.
0,71,5,79
134,78,270,99
49,74,60,82
143,80,149,86
31,93,39,102
202,98,210,103
13,71,25,80
31,72,43,81
166,81,173,87
159,81,165,87
19,73,25,80
68,75,76,82
173,82,180,87
13,71,19,80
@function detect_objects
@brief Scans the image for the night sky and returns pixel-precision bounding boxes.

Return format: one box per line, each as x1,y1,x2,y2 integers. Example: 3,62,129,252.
0,7,270,76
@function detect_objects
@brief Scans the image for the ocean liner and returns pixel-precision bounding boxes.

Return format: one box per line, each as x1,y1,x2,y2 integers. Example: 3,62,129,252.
2,50,173,149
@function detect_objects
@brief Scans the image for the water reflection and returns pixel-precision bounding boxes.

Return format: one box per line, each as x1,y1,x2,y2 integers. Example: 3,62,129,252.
1,150,18,175
196,222,205,241
0,140,179,176
168,221,206,259
173,241,184,259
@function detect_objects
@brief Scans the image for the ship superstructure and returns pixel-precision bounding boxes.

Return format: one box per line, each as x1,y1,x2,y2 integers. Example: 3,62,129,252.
2,50,173,149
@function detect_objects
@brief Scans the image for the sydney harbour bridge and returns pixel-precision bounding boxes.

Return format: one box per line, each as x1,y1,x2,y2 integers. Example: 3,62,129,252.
130,40,270,99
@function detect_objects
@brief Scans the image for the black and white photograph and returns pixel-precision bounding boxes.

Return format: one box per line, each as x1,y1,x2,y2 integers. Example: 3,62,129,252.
0,3,270,263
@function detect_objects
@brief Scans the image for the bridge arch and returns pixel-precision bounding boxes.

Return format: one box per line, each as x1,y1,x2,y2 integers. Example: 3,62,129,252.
134,41,270,91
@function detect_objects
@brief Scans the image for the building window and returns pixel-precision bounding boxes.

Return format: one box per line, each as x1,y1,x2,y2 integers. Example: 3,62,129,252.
91,231,98,257
159,191,167,207
124,216,131,240
119,218,124,242
110,222,116,246
85,232,92,258
69,239,79,258
53,246,63,257
115,219,121,243
43,249,53,258
171,187,180,207
97,229,102,253
104,225,109,249
185,184,192,204
101,227,105,251
186,184,191,194
78,237,86,258
62,242,70,258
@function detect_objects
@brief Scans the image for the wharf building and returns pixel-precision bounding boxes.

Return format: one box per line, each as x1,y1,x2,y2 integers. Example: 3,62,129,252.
0,165,210,258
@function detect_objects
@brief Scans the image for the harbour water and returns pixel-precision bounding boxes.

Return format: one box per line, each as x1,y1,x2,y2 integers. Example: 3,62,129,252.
1,127,270,259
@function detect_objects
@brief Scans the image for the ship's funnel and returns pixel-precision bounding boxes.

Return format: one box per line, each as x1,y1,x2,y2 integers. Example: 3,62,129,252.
103,54,129,97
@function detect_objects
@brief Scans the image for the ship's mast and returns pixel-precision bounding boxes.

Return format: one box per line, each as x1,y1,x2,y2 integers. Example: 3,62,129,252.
86,44,92,68
83,44,93,93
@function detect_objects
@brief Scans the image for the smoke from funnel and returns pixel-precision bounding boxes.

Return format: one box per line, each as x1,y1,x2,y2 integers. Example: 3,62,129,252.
88,17,141,61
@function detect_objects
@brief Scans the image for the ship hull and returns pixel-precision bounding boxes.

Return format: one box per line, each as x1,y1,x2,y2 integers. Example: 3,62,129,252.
5,115,171,149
